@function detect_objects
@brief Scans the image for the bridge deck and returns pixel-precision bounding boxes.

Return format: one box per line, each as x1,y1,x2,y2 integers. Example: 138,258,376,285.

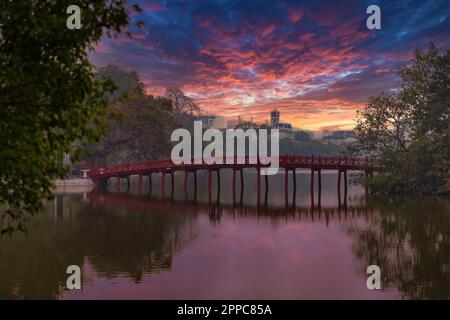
90,155,380,178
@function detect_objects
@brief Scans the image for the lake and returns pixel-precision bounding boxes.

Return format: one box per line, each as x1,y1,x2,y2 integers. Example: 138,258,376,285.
0,170,449,299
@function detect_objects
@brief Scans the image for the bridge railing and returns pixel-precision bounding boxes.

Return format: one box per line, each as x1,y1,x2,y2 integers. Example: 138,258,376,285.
90,155,379,177
278,155,376,166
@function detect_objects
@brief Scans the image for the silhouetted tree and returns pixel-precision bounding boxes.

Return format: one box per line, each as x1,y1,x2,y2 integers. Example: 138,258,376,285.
165,87,200,115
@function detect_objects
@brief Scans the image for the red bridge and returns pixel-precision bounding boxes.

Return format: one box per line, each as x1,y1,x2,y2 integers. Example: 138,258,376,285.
90,155,380,207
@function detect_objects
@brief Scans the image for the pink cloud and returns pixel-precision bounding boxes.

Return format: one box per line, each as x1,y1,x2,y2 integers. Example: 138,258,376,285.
144,1,165,12
289,7,304,23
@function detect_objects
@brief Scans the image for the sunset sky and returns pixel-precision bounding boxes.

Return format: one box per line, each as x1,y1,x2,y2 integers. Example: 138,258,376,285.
90,0,450,131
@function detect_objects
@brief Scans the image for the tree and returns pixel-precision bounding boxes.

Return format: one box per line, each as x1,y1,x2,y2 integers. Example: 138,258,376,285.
97,65,141,102
294,130,312,142
352,44,450,195
165,87,200,115
0,1,142,234
96,65,177,163
353,92,412,156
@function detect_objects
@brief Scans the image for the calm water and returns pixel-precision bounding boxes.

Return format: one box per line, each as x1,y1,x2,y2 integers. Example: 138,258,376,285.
0,170,449,299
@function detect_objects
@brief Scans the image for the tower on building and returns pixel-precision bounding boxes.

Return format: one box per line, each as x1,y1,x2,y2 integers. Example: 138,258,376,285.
271,109,280,128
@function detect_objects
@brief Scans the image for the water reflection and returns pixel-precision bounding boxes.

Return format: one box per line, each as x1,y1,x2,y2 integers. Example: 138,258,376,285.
0,173,449,299
347,196,450,299
0,193,198,299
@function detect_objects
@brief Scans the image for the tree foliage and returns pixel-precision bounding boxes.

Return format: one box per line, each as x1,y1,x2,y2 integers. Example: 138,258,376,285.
96,65,176,163
294,130,312,142
0,1,140,234
165,87,200,115
353,44,450,195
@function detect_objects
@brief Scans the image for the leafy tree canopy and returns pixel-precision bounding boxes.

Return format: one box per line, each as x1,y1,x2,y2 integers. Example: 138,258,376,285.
96,65,176,163
352,44,450,195
0,1,141,234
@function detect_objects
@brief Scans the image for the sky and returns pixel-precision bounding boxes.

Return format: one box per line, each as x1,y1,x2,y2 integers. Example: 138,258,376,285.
90,0,450,131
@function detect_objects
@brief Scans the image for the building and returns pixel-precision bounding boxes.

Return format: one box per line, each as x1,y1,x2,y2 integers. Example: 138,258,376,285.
279,128,295,140
278,122,292,129
270,109,293,129
197,115,228,129
271,109,280,128
270,109,295,139
235,120,259,129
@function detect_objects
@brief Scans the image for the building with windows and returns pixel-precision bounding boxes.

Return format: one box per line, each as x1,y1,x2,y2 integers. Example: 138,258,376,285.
197,115,228,129
270,109,280,128
270,110,295,139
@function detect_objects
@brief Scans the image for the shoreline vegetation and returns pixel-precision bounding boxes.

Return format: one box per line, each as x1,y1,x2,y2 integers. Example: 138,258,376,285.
351,44,450,196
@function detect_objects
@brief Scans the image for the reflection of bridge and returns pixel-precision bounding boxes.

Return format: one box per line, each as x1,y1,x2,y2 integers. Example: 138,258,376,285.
90,155,379,207
90,192,373,226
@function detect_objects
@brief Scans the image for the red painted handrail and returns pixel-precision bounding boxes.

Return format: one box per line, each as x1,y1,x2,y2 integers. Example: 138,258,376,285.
90,155,380,178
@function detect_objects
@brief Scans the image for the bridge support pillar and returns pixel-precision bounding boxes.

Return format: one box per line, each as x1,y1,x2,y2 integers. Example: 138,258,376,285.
337,170,342,207
116,175,120,193
284,168,288,206
292,168,296,206
257,167,261,207
344,170,348,207
216,170,221,203
264,174,269,207
138,174,143,194
240,168,244,191
232,168,236,206
193,170,197,202
148,173,152,195
208,170,212,204
318,169,322,208
240,169,244,206
171,171,175,199
161,172,166,199
184,170,188,201
310,169,315,207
